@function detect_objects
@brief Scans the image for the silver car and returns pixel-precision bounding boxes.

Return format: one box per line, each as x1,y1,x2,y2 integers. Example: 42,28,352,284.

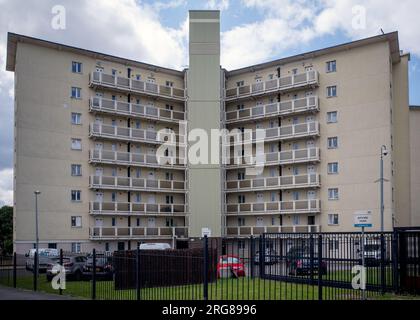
46,255,87,281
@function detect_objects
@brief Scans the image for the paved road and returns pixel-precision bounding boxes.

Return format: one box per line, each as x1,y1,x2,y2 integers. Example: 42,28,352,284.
0,285,76,300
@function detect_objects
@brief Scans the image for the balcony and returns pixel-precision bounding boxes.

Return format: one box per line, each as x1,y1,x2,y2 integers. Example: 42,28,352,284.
89,202,187,216
89,226,188,240
89,72,185,101
227,121,319,145
225,70,319,101
90,97,185,122
225,173,320,193
226,199,321,215
225,225,321,236
89,149,186,169
225,96,319,124
226,148,320,168
89,123,185,145
90,175,186,193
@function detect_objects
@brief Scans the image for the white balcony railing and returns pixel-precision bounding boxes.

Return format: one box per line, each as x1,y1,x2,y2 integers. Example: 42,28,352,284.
225,225,320,236
89,149,186,168
226,199,321,215
225,70,319,101
225,96,319,123
90,226,188,239
226,147,320,168
89,201,187,215
90,97,185,122
90,72,185,101
227,121,319,145
89,123,185,145
90,175,186,192
226,173,320,192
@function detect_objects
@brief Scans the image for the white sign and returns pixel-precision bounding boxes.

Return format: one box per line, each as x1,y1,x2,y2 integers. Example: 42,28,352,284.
201,227,212,238
354,211,372,228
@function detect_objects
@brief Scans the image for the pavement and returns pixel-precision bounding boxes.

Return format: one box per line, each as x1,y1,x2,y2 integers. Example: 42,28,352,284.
0,285,76,300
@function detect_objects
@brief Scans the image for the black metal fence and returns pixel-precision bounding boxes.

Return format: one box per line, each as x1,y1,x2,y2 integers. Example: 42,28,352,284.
1,230,419,300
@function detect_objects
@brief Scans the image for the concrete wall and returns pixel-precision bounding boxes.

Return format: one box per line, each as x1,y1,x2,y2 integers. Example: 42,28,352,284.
410,108,420,226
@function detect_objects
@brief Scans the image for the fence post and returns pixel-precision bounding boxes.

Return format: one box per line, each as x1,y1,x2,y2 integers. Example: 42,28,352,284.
317,234,323,300
250,236,254,279
59,249,63,295
380,233,386,294
33,251,38,292
203,235,209,301
309,234,314,286
136,246,140,301
392,230,399,293
13,253,17,288
92,249,96,300
259,235,265,278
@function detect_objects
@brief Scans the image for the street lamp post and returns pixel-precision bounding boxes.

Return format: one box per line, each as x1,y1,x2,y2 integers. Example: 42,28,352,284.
380,145,388,232
34,190,41,282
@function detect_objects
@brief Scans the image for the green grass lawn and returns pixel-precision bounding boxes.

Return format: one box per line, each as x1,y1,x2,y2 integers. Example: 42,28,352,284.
1,273,417,300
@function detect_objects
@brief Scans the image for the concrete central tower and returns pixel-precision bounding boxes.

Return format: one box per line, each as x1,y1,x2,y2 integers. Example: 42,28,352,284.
187,10,222,238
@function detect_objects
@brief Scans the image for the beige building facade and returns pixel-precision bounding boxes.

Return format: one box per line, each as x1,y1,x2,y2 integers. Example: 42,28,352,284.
6,11,415,254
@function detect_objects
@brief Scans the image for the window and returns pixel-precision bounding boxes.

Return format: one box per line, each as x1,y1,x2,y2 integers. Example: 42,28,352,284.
292,215,300,225
112,69,117,76
71,190,81,202
112,218,116,226
166,104,174,110
293,167,299,175
71,87,81,99
71,216,82,228
238,217,245,226
328,188,339,200
166,195,174,204
136,218,140,227
48,243,57,249
71,113,82,125
72,61,82,73
71,164,82,176
292,68,298,75
327,111,338,123
111,192,117,202
71,243,81,253
327,137,338,149
136,168,141,178
328,214,339,226
166,81,174,87
111,168,117,177
326,85,337,98
136,74,141,81
327,162,339,174
237,171,245,180
237,104,244,110
71,138,82,150
326,60,337,73
292,192,299,201
105,243,110,251
166,172,173,180
270,192,277,202
135,193,141,203
236,80,244,87
238,195,246,203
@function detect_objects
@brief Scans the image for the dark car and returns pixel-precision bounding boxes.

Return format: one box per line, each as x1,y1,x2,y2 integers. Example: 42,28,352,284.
288,254,327,276
46,255,87,281
82,253,114,280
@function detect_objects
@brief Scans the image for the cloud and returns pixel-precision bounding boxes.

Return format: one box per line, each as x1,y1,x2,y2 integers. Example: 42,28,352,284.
0,168,13,206
206,0,230,11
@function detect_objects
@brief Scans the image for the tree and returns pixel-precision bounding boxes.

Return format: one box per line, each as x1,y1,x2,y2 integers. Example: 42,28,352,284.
0,206,13,255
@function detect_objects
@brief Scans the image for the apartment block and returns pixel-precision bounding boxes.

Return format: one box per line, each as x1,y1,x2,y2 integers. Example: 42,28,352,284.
6,10,413,254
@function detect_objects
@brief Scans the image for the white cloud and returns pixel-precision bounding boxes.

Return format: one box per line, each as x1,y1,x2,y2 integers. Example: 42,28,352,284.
0,168,13,206
206,0,230,11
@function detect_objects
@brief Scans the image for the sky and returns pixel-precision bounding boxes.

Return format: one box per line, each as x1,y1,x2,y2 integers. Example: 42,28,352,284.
0,0,419,206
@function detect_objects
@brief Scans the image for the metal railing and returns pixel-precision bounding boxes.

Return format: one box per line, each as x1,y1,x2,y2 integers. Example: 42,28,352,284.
90,72,185,101
225,70,319,101
89,149,186,169
89,175,186,192
226,173,320,192
226,147,320,168
89,226,188,239
226,121,320,145
226,199,321,215
89,201,187,215
90,97,185,122
225,96,319,123
225,225,321,236
89,123,185,145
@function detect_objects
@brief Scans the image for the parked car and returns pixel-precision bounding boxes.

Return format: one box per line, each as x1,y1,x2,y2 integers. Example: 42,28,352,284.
25,248,59,273
288,255,327,276
254,249,279,265
217,255,246,278
82,253,114,280
46,255,87,281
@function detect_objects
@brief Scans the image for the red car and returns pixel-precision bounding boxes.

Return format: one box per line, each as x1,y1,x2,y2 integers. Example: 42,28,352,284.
217,255,246,278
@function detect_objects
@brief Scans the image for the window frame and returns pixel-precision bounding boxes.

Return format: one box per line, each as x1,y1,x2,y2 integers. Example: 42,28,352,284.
326,60,337,73
326,85,337,98
71,87,82,99
71,112,82,125
71,61,83,74
328,213,339,226
71,216,82,228
71,138,82,150
327,111,338,123
71,190,82,202
328,188,339,200
327,137,339,149
327,162,339,174
71,164,82,176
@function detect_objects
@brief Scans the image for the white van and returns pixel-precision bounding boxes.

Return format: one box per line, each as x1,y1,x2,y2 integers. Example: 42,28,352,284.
139,243,171,250
25,248,60,272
